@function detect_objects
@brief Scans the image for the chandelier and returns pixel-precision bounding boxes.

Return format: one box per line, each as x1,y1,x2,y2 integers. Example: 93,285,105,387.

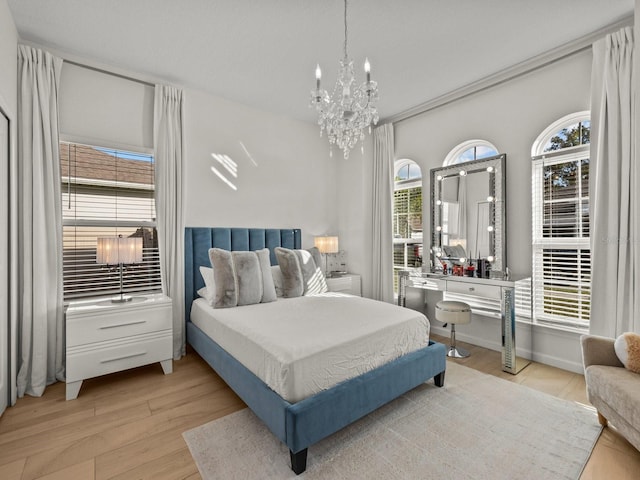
310,0,379,159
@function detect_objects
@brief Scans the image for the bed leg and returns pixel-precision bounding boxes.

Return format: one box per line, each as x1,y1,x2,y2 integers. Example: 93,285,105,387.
290,448,308,475
434,370,445,387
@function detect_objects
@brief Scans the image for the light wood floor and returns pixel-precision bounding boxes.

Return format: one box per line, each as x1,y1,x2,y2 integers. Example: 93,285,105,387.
0,335,639,479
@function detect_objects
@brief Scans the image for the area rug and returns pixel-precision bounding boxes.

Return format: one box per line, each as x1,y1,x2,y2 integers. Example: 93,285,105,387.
183,362,601,479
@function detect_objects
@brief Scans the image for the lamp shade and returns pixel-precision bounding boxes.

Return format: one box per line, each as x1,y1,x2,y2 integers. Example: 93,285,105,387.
96,236,143,265
314,236,339,254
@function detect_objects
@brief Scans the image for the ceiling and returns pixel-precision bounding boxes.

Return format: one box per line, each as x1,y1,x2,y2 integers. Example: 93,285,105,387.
7,0,634,124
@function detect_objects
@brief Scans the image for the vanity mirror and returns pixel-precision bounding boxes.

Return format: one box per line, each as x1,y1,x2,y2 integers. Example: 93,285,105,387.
430,154,506,277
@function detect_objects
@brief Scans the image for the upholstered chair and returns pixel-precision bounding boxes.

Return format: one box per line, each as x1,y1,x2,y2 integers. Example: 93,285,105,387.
581,334,640,452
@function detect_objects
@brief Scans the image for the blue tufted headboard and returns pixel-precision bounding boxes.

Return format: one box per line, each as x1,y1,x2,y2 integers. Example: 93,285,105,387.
184,227,301,321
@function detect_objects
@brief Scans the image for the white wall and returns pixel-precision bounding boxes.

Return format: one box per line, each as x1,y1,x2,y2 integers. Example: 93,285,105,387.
0,0,17,115
338,49,593,372
56,61,339,249
183,87,339,248
335,135,374,296
393,48,592,278
0,0,17,409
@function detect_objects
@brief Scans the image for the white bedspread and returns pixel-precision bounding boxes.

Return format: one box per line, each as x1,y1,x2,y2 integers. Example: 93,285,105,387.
190,293,430,402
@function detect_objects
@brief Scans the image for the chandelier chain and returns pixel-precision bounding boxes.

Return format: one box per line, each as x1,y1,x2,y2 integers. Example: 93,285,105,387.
343,0,348,59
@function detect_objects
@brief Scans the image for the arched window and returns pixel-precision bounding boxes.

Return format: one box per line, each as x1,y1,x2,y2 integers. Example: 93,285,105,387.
393,159,422,293
531,111,591,330
531,111,590,155
444,139,499,166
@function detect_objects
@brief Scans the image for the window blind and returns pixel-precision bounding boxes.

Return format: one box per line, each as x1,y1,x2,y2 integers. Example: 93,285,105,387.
393,185,423,292
532,148,590,329
61,142,162,300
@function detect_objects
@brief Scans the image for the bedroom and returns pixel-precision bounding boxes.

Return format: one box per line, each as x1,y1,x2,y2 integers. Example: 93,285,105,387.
1,0,640,478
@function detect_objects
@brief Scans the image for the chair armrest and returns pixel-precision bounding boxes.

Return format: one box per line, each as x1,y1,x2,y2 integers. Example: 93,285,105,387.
581,334,624,369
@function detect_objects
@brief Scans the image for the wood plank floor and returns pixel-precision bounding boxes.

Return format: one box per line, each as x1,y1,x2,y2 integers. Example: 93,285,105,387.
0,335,638,479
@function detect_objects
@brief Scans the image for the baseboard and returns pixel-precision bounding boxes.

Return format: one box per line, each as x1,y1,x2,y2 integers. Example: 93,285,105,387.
530,352,583,374
432,324,584,374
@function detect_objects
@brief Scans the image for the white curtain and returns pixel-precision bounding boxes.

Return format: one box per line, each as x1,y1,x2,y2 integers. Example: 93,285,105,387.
15,45,65,396
154,85,185,358
590,27,639,336
371,123,394,303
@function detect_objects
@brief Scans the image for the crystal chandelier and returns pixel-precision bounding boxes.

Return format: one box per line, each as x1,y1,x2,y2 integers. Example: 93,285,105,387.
310,0,379,159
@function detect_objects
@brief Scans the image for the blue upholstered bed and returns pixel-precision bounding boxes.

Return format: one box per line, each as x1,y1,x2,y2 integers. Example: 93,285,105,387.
184,227,447,474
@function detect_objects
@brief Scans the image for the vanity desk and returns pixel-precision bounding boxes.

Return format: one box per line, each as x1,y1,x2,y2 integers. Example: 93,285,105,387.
398,270,530,374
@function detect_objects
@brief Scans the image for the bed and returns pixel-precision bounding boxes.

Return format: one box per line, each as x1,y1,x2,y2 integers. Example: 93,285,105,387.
184,227,447,474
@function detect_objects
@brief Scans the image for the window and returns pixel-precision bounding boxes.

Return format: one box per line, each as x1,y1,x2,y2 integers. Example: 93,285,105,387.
61,142,162,300
443,139,499,166
393,159,423,293
531,112,591,330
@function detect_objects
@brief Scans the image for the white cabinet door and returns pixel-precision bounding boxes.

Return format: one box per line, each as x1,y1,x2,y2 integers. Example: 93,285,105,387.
0,110,9,417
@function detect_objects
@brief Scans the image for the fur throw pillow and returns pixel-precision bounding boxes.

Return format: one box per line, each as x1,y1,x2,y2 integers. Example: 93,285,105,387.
614,332,640,374
208,247,277,308
274,247,304,298
274,247,328,297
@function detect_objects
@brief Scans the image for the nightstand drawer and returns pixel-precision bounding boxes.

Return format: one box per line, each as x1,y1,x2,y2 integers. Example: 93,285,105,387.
326,273,361,296
327,276,352,292
67,302,171,347
66,331,172,382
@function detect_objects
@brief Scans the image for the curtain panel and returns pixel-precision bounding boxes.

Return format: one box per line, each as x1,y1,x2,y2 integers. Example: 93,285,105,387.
154,85,186,358
371,123,395,303
590,27,639,336
16,45,65,397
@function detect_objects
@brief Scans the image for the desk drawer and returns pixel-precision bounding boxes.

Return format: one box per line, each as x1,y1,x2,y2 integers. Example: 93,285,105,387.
66,331,171,382
410,277,445,291
446,281,501,300
67,303,171,346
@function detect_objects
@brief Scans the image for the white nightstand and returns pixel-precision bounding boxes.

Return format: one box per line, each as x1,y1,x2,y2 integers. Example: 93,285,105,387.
326,274,361,296
65,293,173,400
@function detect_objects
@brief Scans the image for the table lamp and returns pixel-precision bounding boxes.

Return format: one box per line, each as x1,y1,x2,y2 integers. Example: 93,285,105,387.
314,236,339,277
96,235,143,303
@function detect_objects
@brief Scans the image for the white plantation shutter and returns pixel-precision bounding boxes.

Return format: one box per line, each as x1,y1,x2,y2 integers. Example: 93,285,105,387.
532,147,591,329
61,142,162,300
514,276,532,320
393,184,423,292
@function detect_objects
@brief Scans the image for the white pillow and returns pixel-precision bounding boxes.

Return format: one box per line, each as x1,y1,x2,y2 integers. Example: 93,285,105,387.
197,287,209,300
199,266,215,306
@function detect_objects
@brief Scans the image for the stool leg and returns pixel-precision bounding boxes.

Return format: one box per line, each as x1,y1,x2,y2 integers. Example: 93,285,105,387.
447,323,470,358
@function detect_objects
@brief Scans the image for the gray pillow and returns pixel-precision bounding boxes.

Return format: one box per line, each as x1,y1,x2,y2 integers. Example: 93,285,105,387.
307,246,328,294
294,249,328,295
275,247,328,296
208,248,237,308
275,247,304,298
256,248,277,303
271,265,284,297
307,246,323,273
232,251,263,306
208,247,277,307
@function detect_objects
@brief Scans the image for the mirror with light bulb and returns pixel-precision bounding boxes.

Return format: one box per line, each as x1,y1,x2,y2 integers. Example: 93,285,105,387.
430,154,506,278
